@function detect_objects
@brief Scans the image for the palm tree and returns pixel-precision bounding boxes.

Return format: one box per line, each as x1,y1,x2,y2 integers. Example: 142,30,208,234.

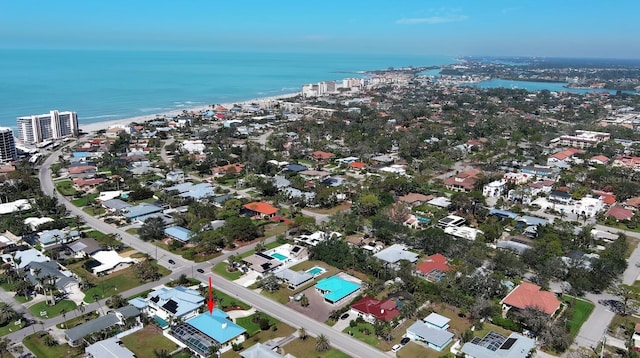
315,334,330,352
154,349,171,358
298,327,307,341
42,333,56,347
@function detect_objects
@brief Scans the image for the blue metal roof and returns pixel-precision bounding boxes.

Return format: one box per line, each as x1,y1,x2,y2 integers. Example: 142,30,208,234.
315,276,360,303
164,226,192,242
489,209,519,219
123,204,162,219
187,310,246,344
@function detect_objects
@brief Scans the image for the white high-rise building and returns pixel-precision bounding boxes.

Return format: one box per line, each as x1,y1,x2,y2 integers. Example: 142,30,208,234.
0,127,17,163
17,110,78,144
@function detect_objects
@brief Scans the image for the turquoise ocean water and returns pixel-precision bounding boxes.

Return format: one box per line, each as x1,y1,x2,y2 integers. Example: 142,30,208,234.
0,49,453,131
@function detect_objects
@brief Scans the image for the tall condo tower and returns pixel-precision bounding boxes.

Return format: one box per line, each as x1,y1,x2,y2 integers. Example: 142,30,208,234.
0,127,17,163
17,110,78,144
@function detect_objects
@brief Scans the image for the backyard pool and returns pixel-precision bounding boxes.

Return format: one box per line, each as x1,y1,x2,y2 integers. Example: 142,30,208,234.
270,252,288,261
306,266,327,276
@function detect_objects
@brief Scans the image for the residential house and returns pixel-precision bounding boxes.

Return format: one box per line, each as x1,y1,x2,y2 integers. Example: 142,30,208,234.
67,165,97,178
171,309,246,355
444,226,483,241
243,253,282,274
437,215,466,229
25,261,79,295
65,306,141,347
483,180,507,198
240,343,296,358
633,323,640,352
613,155,640,171
85,337,136,358
546,148,583,168
294,231,341,246
310,150,335,162
68,238,103,258
122,203,163,221
350,296,400,323
314,275,361,305
548,190,572,205
460,332,535,358
242,202,278,219
415,254,450,282
1,248,49,269
165,182,215,201
500,281,561,316
373,244,419,269
101,199,132,214
135,286,204,323
274,269,314,290
212,163,244,176
166,170,185,183
405,314,454,351
91,250,139,276
398,193,434,207
164,226,193,243
443,169,480,192
573,195,604,217
520,166,557,180
605,206,634,221
589,155,610,165
624,197,640,211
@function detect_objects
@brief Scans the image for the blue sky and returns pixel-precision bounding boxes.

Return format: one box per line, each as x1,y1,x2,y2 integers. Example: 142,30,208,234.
1,0,639,58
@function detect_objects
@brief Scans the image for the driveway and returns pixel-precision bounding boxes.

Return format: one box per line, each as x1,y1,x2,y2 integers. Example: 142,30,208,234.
286,286,335,322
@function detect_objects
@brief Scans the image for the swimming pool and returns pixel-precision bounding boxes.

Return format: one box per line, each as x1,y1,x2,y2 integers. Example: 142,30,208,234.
306,266,327,276
270,252,288,261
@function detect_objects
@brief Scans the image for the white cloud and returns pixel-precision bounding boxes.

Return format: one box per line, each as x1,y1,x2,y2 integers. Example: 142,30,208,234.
396,15,469,25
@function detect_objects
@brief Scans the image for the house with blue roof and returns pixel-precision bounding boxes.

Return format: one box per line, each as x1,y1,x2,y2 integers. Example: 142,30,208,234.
315,275,361,305
171,309,246,355
165,182,215,201
164,226,192,242
122,203,163,221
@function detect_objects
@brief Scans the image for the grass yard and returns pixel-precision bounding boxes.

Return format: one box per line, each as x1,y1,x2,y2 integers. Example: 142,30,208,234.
397,341,442,358
71,193,99,207
84,230,108,239
83,206,106,216
67,263,153,303
213,262,243,280
236,313,278,336
28,300,77,319
563,295,595,337
280,336,351,358
23,333,84,358
126,289,153,300
472,322,513,339
343,322,378,346
304,202,352,215
125,228,139,235
56,312,99,329
0,320,25,336
213,288,250,310
121,325,179,357
54,180,77,196
223,320,296,358
262,223,288,238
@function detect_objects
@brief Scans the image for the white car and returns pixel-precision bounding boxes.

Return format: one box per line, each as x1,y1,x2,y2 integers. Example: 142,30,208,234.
391,344,402,353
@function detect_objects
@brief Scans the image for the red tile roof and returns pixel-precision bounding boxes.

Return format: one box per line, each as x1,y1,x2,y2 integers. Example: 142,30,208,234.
73,178,106,187
212,163,244,174
349,162,366,169
243,202,278,215
550,148,583,161
501,282,561,315
68,165,97,174
593,191,616,205
310,150,335,160
606,206,634,221
590,155,609,163
415,254,450,275
350,296,400,322
625,197,640,209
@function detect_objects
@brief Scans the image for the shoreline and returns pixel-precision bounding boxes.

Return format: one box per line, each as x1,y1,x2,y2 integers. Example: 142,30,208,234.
79,92,301,134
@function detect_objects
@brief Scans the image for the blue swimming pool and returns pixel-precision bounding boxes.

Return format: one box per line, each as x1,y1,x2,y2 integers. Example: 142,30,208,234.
306,266,326,276
271,252,288,261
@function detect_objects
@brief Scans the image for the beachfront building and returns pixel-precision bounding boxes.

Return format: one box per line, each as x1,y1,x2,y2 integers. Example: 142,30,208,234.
0,127,17,163
17,110,78,144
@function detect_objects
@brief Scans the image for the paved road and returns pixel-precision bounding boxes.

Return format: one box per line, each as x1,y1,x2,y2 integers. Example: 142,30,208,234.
30,146,387,357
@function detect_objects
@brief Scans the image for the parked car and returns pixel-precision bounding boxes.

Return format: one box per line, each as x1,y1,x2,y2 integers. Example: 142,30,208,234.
400,337,410,345
197,268,205,273
340,313,349,320
391,344,402,353
168,259,175,265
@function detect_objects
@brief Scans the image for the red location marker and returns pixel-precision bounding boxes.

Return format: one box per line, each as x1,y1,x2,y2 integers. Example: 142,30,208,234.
207,276,215,314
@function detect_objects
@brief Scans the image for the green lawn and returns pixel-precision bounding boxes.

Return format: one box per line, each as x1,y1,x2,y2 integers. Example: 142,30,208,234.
125,228,139,235
343,323,378,346
236,313,278,336
28,300,77,319
121,325,179,357
23,332,84,358
281,336,351,358
56,312,99,329
84,230,108,239
54,180,78,196
126,289,153,300
71,193,99,207
213,288,250,310
213,262,243,280
397,341,441,358
67,261,167,303
563,295,595,337
0,320,25,336
83,206,106,216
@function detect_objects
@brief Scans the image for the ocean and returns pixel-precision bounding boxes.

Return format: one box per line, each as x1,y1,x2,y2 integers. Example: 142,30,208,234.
0,49,453,130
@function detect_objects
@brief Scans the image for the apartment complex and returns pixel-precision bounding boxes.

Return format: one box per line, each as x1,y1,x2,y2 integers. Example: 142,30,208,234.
0,127,17,163
17,110,78,144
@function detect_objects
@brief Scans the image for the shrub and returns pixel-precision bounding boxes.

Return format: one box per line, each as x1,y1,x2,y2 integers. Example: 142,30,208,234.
259,318,271,331
349,320,358,328
491,315,521,331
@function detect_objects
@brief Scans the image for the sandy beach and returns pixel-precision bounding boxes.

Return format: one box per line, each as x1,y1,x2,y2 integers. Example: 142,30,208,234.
79,92,301,134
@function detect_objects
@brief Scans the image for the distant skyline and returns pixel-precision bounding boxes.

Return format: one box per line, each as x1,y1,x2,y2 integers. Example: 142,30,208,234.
1,0,639,58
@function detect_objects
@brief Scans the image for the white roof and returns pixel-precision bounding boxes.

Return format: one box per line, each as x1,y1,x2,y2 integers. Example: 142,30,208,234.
374,244,419,264
98,191,123,201
0,199,31,215
424,313,450,327
91,250,138,274
23,217,54,230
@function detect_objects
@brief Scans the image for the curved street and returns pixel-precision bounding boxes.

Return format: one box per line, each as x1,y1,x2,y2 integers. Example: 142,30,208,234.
19,145,389,358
